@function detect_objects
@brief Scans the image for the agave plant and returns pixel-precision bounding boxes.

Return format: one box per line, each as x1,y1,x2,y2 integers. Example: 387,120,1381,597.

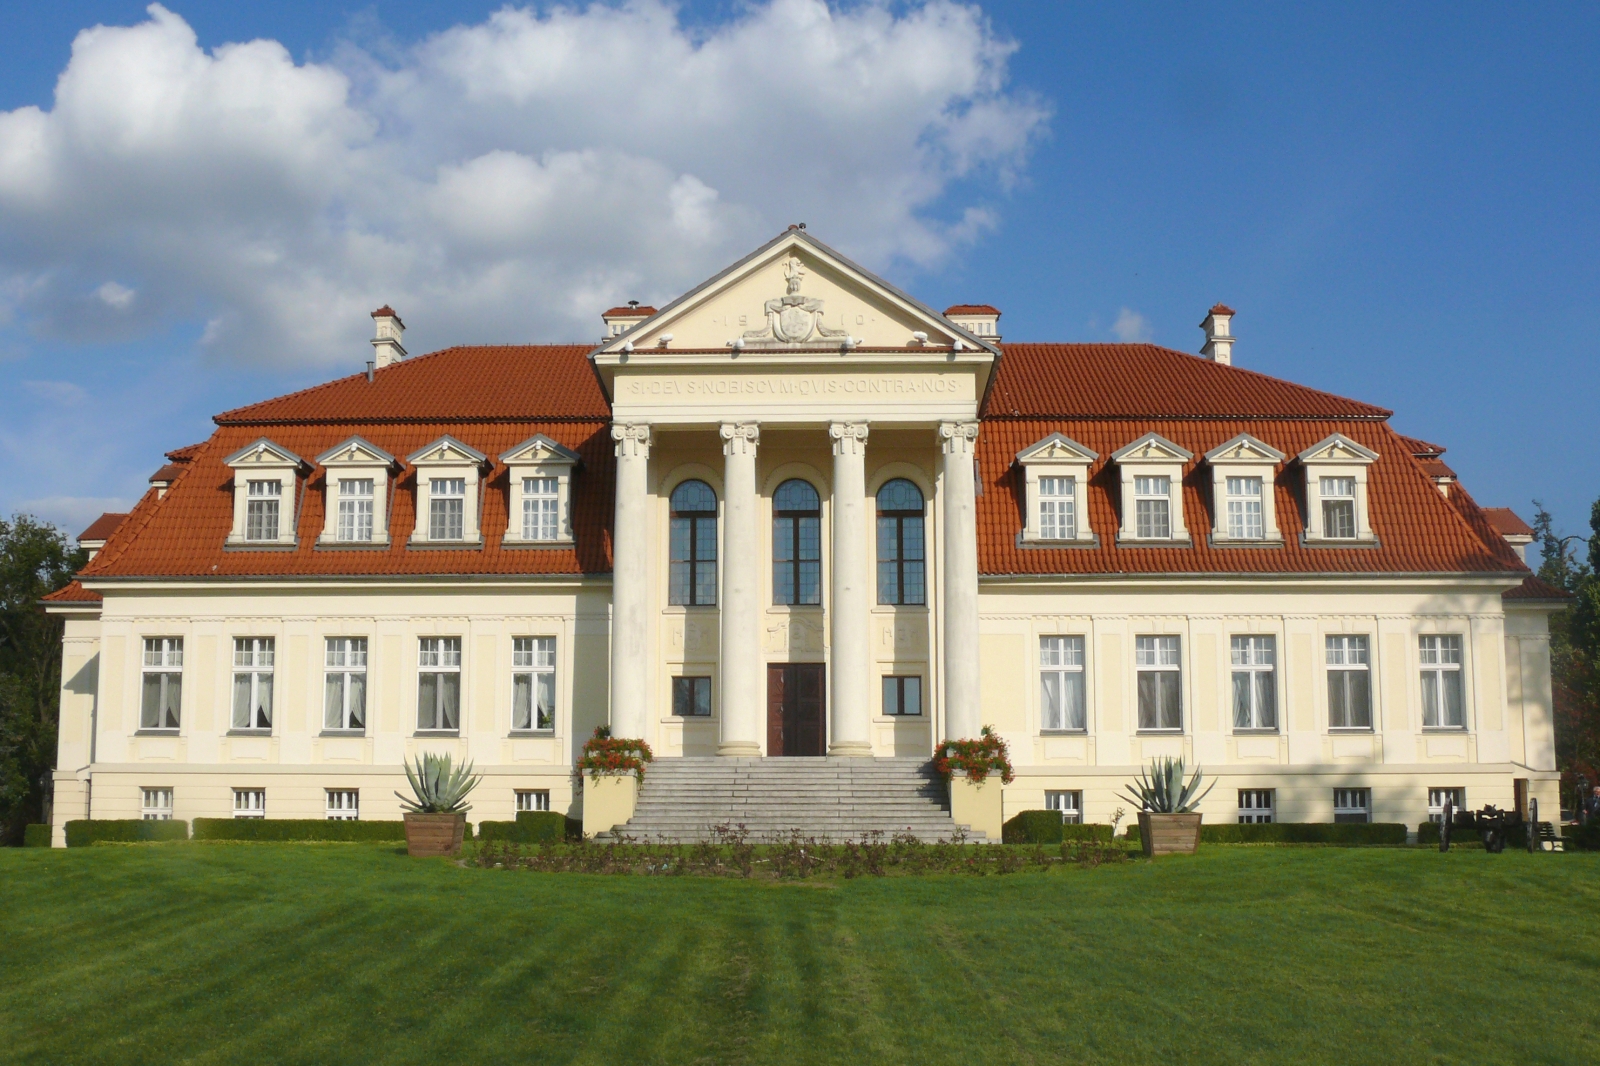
396,752,481,814
1123,756,1214,813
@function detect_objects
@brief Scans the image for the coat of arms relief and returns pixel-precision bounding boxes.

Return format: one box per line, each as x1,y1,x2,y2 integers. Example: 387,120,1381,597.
742,257,849,345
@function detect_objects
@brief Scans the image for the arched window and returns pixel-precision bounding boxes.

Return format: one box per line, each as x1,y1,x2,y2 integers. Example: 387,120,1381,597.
773,479,821,605
876,479,925,605
669,480,717,605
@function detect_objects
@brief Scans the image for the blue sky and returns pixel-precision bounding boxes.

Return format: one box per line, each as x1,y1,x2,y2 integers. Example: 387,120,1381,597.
2,2,1596,541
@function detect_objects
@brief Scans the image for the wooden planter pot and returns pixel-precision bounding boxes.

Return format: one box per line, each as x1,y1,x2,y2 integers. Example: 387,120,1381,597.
1138,811,1202,857
404,812,466,857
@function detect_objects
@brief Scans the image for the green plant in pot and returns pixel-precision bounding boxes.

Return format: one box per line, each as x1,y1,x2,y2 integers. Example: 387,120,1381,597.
1123,757,1213,857
396,752,481,857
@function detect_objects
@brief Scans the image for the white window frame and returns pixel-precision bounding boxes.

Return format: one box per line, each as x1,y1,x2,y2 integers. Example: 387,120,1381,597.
1045,790,1083,824
516,790,551,813
1298,434,1378,544
522,478,560,541
1135,635,1183,732
1238,789,1275,824
1204,434,1285,545
1230,635,1278,732
408,436,486,546
418,636,463,732
1427,787,1465,824
1326,635,1373,731
1333,787,1370,824
323,637,368,733
233,788,266,819
326,789,360,820
140,637,183,731
244,480,282,542
501,435,579,546
1040,635,1087,732
1226,477,1265,540
429,478,467,541
141,787,173,821
1015,434,1096,544
1133,476,1171,539
337,478,375,542
231,637,274,732
316,437,394,546
512,636,556,732
1419,635,1466,730
1112,433,1192,545
1038,477,1077,540
224,439,301,547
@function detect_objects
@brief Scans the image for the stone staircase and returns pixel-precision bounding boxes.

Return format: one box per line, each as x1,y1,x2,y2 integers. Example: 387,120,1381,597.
611,757,981,842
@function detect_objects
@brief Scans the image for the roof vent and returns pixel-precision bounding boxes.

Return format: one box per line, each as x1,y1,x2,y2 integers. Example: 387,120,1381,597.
945,304,1000,341
1200,304,1235,365
601,301,657,340
371,306,407,368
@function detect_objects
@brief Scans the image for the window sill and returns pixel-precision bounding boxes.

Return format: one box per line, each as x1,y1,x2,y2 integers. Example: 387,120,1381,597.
233,814,265,820
501,538,576,550
1114,533,1194,547
1040,729,1087,736
879,714,925,721
1207,534,1285,549
667,714,714,721
508,729,557,737
407,540,484,551
314,539,391,551
1232,729,1280,736
1134,729,1184,735
319,730,367,738
226,729,273,737
1328,727,1375,734
1300,534,1381,549
135,729,181,736
1421,727,1468,733
223,542,298,552
413,730,461,738
1016,533,1100,550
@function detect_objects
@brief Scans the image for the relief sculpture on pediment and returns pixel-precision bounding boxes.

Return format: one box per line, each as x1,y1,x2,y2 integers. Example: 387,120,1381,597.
742,257,850,345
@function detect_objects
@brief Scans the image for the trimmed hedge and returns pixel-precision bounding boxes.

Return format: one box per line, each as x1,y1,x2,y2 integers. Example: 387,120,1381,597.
477,811,578,844
1002,811,1113,845
1567,820,1600,851
1123,821,1407,846
191,818,412,842
24,824,51,847
1415,821,1528,848
65,819,189,847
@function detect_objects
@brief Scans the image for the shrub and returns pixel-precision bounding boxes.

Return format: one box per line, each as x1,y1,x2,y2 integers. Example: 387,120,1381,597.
934,725,1014,785
1062,823,1114,843
24,824,51,847
477,811,569,844
64,819,189,847
1566,820,1600,851
192,818,409,842
577,726,654,780
1003,810,1064,844
1124,821,1405,846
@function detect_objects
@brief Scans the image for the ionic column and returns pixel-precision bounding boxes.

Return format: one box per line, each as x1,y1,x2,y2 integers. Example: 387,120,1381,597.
609,422,652,739
717,421,764,757
939,420,982,740
828,421,873,757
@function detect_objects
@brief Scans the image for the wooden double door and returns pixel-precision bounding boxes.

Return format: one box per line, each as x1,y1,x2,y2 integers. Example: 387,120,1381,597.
767,663,825,756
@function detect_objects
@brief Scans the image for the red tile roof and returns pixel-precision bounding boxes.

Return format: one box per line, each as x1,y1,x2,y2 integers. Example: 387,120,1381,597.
166,443,205,462
77,512,128,543
149,463,186,484
1207,303,1236,316
945,304,1000,316
1395,433,1447,458
1483,507,1535,537
1504,576,1571,601
1419,458,1457,480
602,306,656,318
43,580,101,603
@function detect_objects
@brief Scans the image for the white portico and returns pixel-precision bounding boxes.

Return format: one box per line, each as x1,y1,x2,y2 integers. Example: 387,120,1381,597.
590,229,998,756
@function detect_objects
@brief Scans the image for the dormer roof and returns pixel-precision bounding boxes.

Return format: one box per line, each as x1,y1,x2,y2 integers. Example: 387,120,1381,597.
1298,433,1380,465
500,434,581,466
223,438,305,468
408,435,487,466
1111,432,1194,464
316,436,396,467
1015,433,1098,465
1204,433,1287,464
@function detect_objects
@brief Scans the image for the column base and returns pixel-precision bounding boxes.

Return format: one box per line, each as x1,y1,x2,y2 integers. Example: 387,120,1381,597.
827,741,874,758
716,741,763,757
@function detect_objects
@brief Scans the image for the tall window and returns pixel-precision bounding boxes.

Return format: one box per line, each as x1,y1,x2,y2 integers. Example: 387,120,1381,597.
512,637,555,731
233,789,266,819
245,480,281,541
1040,635,1086,732
773,479,822,605
522,477,559,541
231,637,274,731
1327,635,1372,730
429,478,466,540
1230,636,1277,731
1135,636,1182,731
1238,789,1275,824
337,479,374,542
1133,476,1171,538
1226,477,1264,539
1333,788,1370,824
876,479,926,605
882,676,922,716
140,637,183,730
418,637,462,731
324,638,367,731
1428,787,1465,824
141,788,173,821
1419,635,1465,729
669,480,718,606
672,676,712,717
1039,476,1076,539
1321,477,1357,539
326,790,360,820
1045,790,1083,824
516,790,551,813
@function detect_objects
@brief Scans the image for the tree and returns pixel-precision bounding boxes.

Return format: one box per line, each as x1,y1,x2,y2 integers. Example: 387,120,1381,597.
0,515,85,844
1533,499,1600,813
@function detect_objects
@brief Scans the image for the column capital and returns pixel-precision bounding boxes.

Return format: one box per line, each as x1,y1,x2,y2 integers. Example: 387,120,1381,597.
828,421,869,457
719,421,760,457
611,421,652,459
938,420,980,456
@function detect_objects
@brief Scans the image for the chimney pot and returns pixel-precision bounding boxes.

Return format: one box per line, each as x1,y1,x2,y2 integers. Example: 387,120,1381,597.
370,305,407,368
1200,304,1235,365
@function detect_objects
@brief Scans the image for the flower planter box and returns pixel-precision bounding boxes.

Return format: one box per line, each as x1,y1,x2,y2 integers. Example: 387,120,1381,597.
948,770,1004,842
403,812,466,857
581,773,639,838
1137,811,1202,857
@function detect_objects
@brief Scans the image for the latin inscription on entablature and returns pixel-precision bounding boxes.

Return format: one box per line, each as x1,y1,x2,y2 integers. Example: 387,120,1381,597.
622,374,971,400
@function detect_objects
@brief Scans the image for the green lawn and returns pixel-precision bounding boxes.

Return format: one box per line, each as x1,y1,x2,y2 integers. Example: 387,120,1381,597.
2,844,1596,1065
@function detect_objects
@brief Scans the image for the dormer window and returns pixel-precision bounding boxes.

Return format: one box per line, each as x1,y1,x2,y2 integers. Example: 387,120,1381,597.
408,436,487,548
429,479,467,540
1204,434,1285,546
1298,434,1379,545
1111,433,1193,545
223,439,304,548
316,437,395,548
500,435,580,547
1015,433,1097,545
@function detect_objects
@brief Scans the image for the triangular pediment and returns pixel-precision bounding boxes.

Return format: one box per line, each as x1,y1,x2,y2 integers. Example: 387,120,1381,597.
499,434,580,466
316,436,395,468
1110,432,1193,464
1204,433,1286,465
1016,433,1098,465
1298,433,1379,465
224,438,304,469
407,435,488,467
592,229,998,357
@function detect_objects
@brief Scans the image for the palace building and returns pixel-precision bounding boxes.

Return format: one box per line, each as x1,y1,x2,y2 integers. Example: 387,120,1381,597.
43,228,1565,842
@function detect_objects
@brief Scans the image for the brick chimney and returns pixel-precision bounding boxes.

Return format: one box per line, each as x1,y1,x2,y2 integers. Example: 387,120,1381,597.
371,306,407,368
1200,304,1235,365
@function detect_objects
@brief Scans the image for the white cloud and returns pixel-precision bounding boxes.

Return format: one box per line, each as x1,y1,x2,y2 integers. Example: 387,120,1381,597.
0,1,1048,366
1111,307,1152,343
17,495,136,535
